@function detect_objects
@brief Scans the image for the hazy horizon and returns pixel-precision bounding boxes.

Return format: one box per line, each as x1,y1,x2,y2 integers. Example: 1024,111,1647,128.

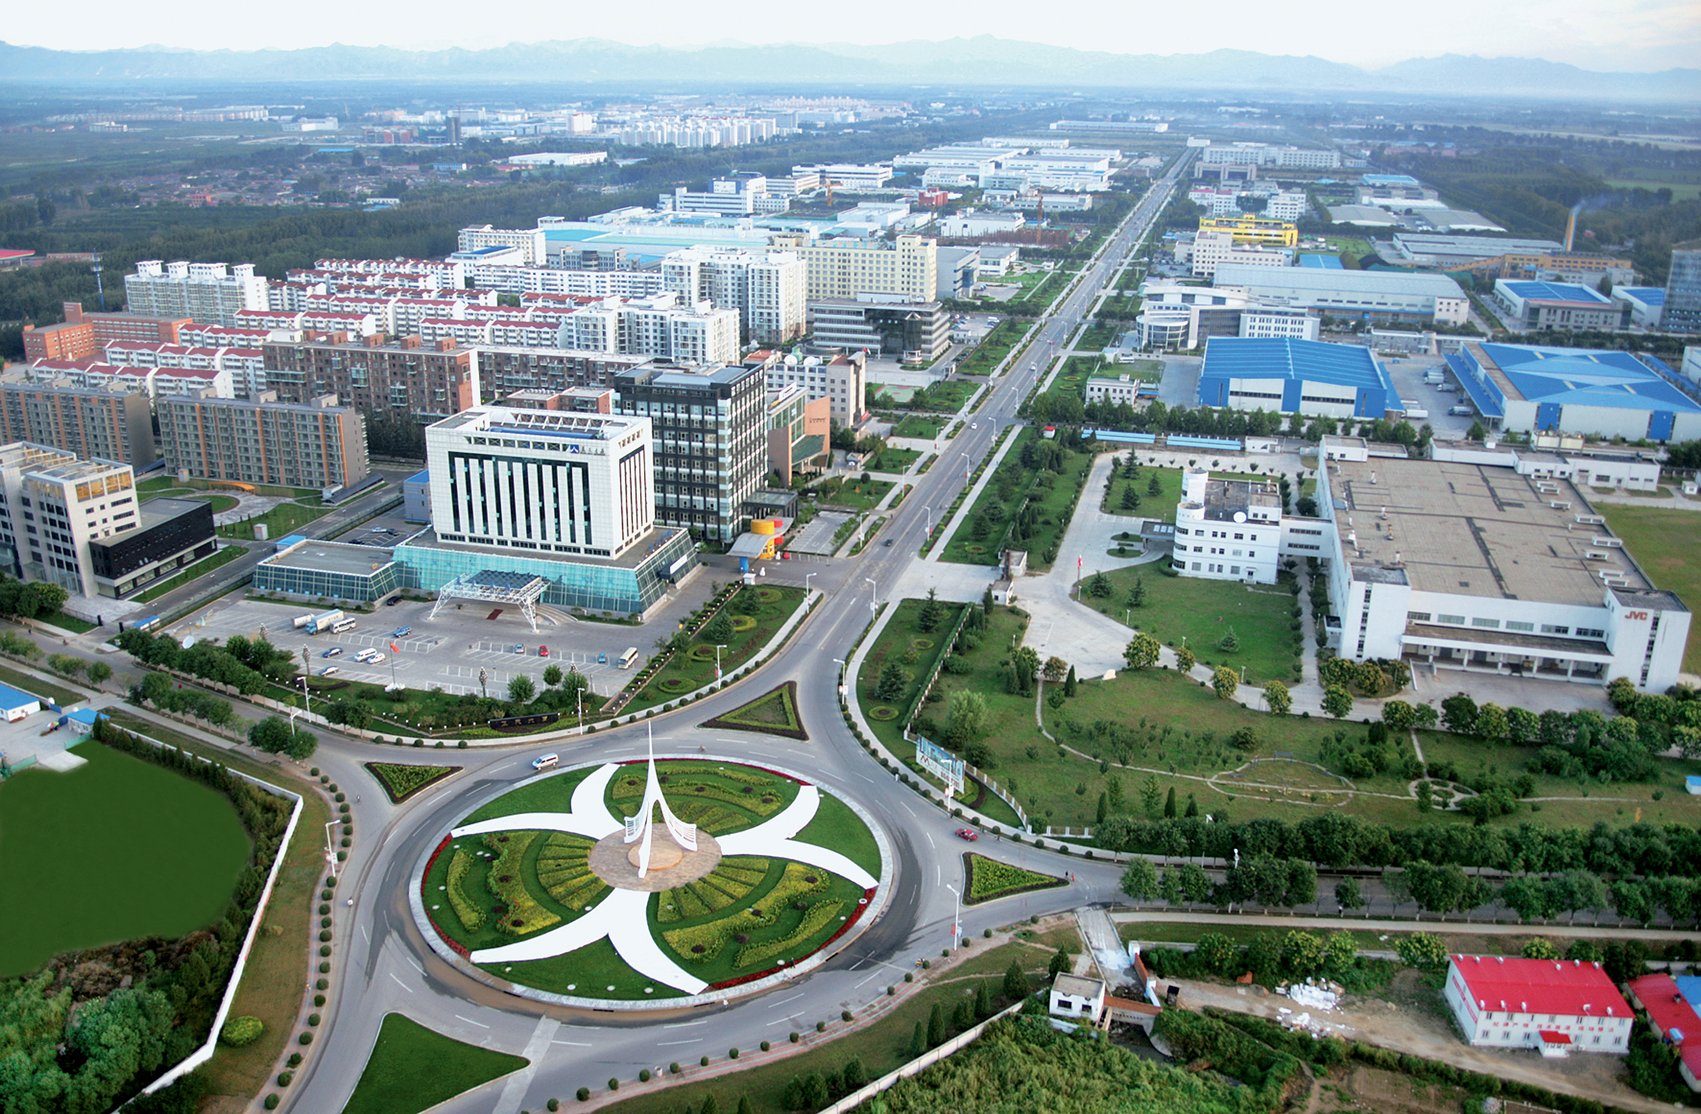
9,0,1701,76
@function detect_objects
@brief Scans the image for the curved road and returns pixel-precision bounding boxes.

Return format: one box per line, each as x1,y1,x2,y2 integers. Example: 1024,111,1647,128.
248,155,1192,1113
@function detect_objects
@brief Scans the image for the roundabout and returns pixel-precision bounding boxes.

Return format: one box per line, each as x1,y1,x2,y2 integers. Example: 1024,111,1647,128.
411,752,889,1007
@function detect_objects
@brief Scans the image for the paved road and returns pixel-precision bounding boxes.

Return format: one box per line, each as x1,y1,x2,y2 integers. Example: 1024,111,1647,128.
42,156,1195,1114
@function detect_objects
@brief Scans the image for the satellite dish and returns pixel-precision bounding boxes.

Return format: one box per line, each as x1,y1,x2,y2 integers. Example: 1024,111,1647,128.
1233,511,1247,523
181,636,197,649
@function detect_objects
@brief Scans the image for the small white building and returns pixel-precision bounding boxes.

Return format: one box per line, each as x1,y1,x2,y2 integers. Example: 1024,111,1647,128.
1049,974,1106,1022
1084,374,1142,406
1173,470,1287,585
1444,955,1632,1057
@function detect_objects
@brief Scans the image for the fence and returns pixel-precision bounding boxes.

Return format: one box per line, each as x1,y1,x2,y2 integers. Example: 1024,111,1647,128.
902,603,973,734
815,999,1029,1114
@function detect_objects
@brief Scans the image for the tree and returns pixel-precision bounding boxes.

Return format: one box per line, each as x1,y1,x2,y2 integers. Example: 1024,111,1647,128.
1217,627,1240,654
840,1056,867,1092
1127,575,1148,608
1123,633,1160,670
1440,693,1479,735
1335,878,1365,914
1163,786,1177,818
1262,680,1291,716
1394,931,1448,969
1467,419,1487,442
1321,684,1354,720
1382,700,1417,731
1042,656,1068,684
1211,667,1238,701
1064,665,1077,697
910,1022,927,1057
1048,947,1070,979
945,690,988,746
1173,645,1196,673
703,611,734,645
1147,473,1162,496
507,675,536,704
875,659,908,702
247,715,315,759
1322,931,1358,975
542,664,563,688
1283,930,1326,976
1088,571,1111,598
1521,938,1561,960
1194,933,1237,974
927,1002,946,1047
974,981,992,1018
917,588,943,633
1003,960,1031,1000
1120,858,1158,903
85,661,112,687
1120,485,1140,511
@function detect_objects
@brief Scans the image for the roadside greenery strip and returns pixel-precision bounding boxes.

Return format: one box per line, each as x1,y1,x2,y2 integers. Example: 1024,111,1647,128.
919,426,1015,558
962,854,1066,905
364,762,458,803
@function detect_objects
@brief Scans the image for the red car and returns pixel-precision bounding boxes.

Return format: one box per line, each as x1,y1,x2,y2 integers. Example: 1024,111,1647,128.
954,828,979,841
539,645,549,657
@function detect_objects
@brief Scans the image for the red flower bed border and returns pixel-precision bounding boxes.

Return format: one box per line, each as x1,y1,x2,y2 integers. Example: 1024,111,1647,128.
708,886,877,991
421,835,472,958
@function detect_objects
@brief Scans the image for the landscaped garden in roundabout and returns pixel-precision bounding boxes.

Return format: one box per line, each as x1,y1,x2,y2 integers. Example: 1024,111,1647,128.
415,758,885,1005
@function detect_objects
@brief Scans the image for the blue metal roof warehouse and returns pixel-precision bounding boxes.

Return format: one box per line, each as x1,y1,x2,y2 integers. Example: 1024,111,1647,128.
1197,337,1400,419
1449,342,1701,442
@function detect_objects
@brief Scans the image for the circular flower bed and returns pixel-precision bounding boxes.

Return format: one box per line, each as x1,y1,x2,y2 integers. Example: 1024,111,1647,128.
730,615,757,632
755,587,783,602
963,544,987,555
911,638,934,650
869,705,901,720
658,679,691,693
688,645,717,661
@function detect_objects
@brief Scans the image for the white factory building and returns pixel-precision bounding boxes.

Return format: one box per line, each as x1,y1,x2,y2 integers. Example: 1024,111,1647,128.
1173,437,1690,691
1444,955,1632,1057
1212,265,1470,327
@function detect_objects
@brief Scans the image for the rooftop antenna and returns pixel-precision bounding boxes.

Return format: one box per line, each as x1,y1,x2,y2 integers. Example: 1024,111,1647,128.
92,252,106,311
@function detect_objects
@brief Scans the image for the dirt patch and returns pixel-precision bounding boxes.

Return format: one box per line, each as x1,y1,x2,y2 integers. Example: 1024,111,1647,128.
1305,1064,1470,1114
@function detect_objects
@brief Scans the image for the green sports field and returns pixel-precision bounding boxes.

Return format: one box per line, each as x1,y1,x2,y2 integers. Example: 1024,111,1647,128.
0,741,251,976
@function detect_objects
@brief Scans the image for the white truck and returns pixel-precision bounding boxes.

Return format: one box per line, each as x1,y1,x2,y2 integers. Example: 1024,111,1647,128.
305,609,346,634
292,614,314,629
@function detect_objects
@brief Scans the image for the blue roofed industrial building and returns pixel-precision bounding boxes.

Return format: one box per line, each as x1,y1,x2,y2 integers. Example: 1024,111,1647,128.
1613,286,1666,329
1493,280,1624,330
1197,337,1401,420
1447,341,1701,441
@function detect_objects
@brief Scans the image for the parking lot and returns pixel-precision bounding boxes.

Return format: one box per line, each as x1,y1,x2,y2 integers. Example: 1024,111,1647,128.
167,577,717,699
1380,356,1482,441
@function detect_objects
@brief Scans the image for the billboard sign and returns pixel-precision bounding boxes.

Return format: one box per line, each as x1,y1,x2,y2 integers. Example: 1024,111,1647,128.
915,736,965,797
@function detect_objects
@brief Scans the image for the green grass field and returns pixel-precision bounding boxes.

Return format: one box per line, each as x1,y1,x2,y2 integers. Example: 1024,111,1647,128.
339,1013,527,1114
1598,503,1701,673
0,662,84,706
1077,567,1306,686
872,446,923,473
0,741,251,976
890,414,945,440
216,501,330,540
131,545,246,603
859,597,967,751
1603,177,1701,202
625,587,808,714
957,320,1028,376
802,477,894,513
940,429,1092,569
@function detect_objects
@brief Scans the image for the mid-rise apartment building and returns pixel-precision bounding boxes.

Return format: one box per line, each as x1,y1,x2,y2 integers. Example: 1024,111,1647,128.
1661,243,1701,333
456,225,548,266
754,350,866,426
660,248,806,345
425,404,654,560
261,335,479,419
807,299,951,364
613,363,766,542
22,301,190,363
771,233,938,304
124,260,269,326
0,378,155,469
476,348,649,403
158,390,370,492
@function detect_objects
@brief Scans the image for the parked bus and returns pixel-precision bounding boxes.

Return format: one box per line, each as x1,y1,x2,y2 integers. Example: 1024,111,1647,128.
618,646,640,670
330,618,357,634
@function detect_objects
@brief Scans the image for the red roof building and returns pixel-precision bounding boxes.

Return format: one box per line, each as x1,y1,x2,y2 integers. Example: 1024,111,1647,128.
1443,954,1632,1057
1627,974,1701,1092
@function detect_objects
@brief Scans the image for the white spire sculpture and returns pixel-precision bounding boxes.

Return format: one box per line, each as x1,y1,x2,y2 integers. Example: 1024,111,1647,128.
623,727,698,879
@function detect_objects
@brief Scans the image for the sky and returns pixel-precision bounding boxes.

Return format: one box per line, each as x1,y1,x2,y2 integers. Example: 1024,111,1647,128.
13,0,1701,73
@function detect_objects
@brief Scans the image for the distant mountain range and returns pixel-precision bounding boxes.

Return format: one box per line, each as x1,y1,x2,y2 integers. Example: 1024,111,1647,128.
0,37,1695,101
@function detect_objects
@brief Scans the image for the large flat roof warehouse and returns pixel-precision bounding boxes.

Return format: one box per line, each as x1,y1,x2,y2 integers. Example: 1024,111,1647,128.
1498,281,1614,307
1326,453,1654,608
1212,264,1465,300
1391,233,1565,263
1200,337,1399,393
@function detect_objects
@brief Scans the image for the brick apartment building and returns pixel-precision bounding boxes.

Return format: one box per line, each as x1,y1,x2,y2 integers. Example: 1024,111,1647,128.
260,334,478,420
22,302,190,363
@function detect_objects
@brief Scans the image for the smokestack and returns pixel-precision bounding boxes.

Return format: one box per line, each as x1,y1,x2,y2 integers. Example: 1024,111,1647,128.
1565,205,1579,252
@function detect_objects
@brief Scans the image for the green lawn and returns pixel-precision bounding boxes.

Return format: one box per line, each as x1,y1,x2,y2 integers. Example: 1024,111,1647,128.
940,428,1093,569
216,501,330,540
1077,567,1306,686
1603,177,1701,202
859,597,967,750
0,741,251,976
625,587,807,713
39,609,96,634
339,1013,527,1114
872,446,922,473
896,379,978,413
891,414,945,440
1598,503,1701,673
131,544,246,603
958,319,1028,376
801,477,894,513
795,791,881,877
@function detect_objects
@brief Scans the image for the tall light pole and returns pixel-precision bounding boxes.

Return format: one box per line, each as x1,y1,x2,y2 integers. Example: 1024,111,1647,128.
324,820,340,877
300,645,313,719
804,572,815,593
864,577,877,619
575,684,584,735
946,883,961,945
923,505,932,536
961,452,969,482
715,644,727,680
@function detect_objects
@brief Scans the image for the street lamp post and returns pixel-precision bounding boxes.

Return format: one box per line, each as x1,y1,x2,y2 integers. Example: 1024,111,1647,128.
715,644,727,680
576,685,584,735
923,505,931,536
945,883,961,945
864,577,877,620
300,646,313,718
324,820,340,877
961,452,969,482
832,657,848,699
804,572,815,593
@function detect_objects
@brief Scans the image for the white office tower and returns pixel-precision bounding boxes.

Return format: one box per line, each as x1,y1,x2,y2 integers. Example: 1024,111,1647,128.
425,405,654,561
124,261,268,326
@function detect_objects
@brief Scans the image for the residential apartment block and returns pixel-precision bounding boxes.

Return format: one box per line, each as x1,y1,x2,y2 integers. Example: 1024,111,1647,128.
0,378,155,469
125,260,269,326
770,233,938,304
456,225,548,266
260,335,479,419
22,301,189,363
158,390,370,492
807,299,951,364
754,350,866,426
660,248,807,345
